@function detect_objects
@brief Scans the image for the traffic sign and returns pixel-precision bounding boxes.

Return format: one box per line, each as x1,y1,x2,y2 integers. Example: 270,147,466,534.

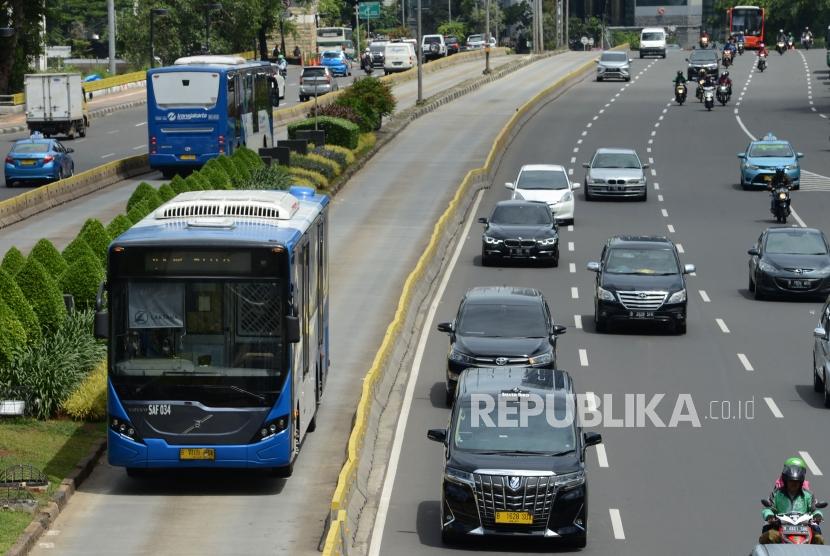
580,36,588,45
358,2,380,18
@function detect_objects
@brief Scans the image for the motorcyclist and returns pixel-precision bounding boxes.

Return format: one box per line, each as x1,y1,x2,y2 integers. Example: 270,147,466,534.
361,47,371,70
276,54,287,77
768,167,792,214
735,31,745,45
717,70,732,96
723,40,736,62
802,27,814,47
760,457,824,544
758,42,769,57
700,29,710,48
777,29,787,43
673,70,687,85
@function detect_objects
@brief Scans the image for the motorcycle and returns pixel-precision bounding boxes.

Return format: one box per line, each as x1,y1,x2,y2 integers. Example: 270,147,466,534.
770,184,792,223
717,83,730,105
758,53,767,72
802,35,814,50
761,499,827,544
737,41,745,55
675,82,687,105
361,54,374,75
777,40,786,55
787,38,796,50
696,79,705,102
703,84,715,111
722,50,733,67
276,61,288,78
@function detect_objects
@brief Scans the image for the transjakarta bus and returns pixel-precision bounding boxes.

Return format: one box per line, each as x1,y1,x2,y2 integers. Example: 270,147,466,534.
317,27,355,58
95,188,330,477
147,55,281,177
727,5,765,49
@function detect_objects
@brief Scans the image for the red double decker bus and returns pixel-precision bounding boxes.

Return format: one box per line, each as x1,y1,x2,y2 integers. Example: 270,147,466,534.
727,5,765,49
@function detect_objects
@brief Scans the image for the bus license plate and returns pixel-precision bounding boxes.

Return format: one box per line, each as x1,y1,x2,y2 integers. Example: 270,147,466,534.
180,154,196,160
629,311,654,319
495,511,533,525
179,448,215,460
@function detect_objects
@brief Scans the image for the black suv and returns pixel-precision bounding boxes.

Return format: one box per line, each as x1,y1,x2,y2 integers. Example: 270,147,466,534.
587,236,695,334
427,367,602,548
437,287,566,406
480,200,560,266
686,48,719,80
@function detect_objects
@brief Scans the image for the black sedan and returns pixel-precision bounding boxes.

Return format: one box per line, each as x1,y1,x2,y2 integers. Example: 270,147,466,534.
480,200,559,266
748,227,830,300
436,286,566,405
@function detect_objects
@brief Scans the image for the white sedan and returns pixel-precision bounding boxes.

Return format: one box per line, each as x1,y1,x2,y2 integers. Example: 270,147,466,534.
504,164,578,224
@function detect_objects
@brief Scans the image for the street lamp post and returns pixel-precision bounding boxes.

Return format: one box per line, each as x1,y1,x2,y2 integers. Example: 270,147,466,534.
149,8,169,68
416,0,423,102
204,3,222,54
483,0,491,73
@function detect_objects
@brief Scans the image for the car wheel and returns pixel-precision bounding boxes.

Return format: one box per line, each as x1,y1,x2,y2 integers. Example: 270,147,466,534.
79,122,86,137
445,381,457,407
595,313,607,333
550,249,559,267
125,467,147,478
748,274,755,292
567,534,588,549
441,526,457,545
639,52,644,59
596,76,603,82
481,251,490,266
753,277,765,300
675,321,687,335
641,189,648,202
814,360,823,392
625,76,631,82
584,187,593,201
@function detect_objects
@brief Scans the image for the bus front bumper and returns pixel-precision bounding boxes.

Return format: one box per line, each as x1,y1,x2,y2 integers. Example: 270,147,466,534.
108,429,292,468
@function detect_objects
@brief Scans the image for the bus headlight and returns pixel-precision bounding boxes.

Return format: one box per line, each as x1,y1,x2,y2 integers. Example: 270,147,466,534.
253,415,289,442
110,416,143,443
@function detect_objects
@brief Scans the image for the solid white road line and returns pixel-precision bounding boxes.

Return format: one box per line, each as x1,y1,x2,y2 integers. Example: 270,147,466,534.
735,113,757,141
764,397,783,418
101,153,115,158
574,315,582,329
568,241,574,252
134,122,146,127
799,451,823,476
132,145,145,151
699,290,710,302
610,509,626,540
595,444,609,468
571,287,579,299
716,318,730,334
569,263,576,273
791,208,807,228
367,188,486,556
579,349,589,367
737,353,754,371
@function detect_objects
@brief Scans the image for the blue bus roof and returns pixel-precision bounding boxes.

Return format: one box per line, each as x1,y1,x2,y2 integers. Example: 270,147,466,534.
113,188,329,251
148,60,271,76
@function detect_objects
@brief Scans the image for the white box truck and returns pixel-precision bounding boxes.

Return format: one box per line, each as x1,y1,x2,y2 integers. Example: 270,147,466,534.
24,73,89,139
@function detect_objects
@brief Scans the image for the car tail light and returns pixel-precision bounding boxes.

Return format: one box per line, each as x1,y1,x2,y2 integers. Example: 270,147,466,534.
43,155,54,163
4,156,12,164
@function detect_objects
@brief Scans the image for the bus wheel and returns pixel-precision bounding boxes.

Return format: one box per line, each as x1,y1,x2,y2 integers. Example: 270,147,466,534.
161,168,176,179
270,462,293,478
307,414,317,432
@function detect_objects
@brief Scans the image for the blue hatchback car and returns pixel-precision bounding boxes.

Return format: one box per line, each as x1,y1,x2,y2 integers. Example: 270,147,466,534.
4,134,75,187
320,50,351,77
737,133,803,190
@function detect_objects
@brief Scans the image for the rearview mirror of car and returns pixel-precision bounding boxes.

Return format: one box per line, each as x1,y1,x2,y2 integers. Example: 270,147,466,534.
427,428,447,444
797,152,804,158
683,264,696,274
477,217,488,224
737,153,746,159
65,147,74,153
504,182,514,190
571,182,581,189
551,324,567,336
581,163,590,168
747,248,760,256
584,431,603,447
815,327,828,340
586,261,600,272
437,322,454,333
642,163,650,169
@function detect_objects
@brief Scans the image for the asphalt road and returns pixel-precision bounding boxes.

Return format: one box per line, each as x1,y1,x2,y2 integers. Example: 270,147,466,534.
371,47,830,555
23,51,597,556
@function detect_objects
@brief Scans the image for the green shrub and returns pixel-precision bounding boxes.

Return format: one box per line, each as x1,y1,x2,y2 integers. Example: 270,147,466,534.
240,164,294,190
232,155,252,182
323,144,356,166
157,183,177,202
182,173,204,191
291,176,316,188
15,258,67,335
199,167,229,190
126,182,156,212
106,214,133,238
141,189,164,210
0,309,106,419
236,146,264,169
61,254,104,311
192,170,217,190
61,359,107,421
308,103,364,128
0,298,26,367
288,116,360,149
611,30,639,49
127,198,152,224
289,167,328,189
290,152,340,180
336,77,395,132
355,132,377,156
29,238,68,280
170,175,189,194
1,246,26,276
217,155,242,187
312,145,353,169
0,268,40,344
62,236,98,267
79,218,112,265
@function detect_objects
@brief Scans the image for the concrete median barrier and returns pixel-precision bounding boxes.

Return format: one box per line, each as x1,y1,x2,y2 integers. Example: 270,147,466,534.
0,154,149,229
320,50,611,556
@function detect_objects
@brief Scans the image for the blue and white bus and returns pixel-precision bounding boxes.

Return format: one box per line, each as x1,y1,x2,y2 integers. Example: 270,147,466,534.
96,188,330,477
147,55,283,177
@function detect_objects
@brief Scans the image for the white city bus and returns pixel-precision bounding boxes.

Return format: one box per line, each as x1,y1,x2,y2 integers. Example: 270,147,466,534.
316,27,355,58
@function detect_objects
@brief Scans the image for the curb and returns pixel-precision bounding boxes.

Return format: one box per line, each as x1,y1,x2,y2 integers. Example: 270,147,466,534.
6,438,107,556
0,99,149,135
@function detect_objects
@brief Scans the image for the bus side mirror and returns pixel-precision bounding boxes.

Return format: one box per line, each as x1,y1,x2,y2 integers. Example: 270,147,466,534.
94,280,109,339
285,315,301,343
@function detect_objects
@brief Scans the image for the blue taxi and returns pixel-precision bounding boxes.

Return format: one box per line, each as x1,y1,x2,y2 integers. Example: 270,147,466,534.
737,133,803,190
320,50,351,77
4,133,75,187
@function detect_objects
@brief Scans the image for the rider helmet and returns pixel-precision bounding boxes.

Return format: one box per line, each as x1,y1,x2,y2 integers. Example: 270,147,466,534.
676,70,683,77
723,71,729,78
781,457,807,484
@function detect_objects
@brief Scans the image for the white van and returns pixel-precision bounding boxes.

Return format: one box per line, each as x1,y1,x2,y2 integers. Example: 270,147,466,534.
384,42,416,74
640,27,667,59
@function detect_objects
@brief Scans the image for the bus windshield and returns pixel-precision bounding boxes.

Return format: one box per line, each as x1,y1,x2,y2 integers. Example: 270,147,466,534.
152,71,220,109
731,8,762,36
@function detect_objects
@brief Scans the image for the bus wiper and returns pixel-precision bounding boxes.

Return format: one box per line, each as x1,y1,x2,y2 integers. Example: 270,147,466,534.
227,385,265,402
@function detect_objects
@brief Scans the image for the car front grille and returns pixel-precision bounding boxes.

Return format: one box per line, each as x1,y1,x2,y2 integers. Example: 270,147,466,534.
504,239,537,248
782,267,814,273
474,473,555,531
617,290,667,310
605,178,641,185
472,355,530,366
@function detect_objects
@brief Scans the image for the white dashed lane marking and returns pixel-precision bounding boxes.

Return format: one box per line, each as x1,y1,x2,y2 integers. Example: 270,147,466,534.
764,397,783,418
568,242,574,252
716,318,730,334
699,290,710,302
595,444,609,468
579,349,589,367
667,224,674,233
737,353,754,371
569,263,576,273
571,287,579,299
574,315,582,329
799,451,822,476
610,509,626,540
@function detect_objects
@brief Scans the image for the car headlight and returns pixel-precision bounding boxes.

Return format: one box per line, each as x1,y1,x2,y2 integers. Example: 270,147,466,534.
758,259,776,272
597,286,615,301
449,347,475,363
445,466,474,486
528,351,553,366
588,177,605,184
483,235,502,245
561,191,573,202
667,289,687,303
745,164,759,170
537,237,558,246
555,470,585,490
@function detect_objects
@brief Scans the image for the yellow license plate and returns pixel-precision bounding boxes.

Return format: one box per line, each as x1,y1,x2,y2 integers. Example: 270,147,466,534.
179,448,215,460
21,160,36,166
180,154,196,160
494,511,533,525
763,175,772,182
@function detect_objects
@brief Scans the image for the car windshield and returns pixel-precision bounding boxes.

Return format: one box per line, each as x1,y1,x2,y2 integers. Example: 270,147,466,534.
13,143,50,154
302,68,326,77
605,248,680,275
765,232,828,255
446,36,458,44
322,52,341,59
490,204,552,225
749,143,794,158
453,397,576,454
600,52,627,62
370,44,385,53
592,152,641,169
642,32,664,41
457,302,548,337
690,51,717,61
468,34,483,42
517,169,569,190
424,36,441,44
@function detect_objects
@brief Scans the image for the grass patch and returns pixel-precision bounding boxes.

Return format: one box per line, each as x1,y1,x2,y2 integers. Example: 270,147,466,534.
0,418,105,553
